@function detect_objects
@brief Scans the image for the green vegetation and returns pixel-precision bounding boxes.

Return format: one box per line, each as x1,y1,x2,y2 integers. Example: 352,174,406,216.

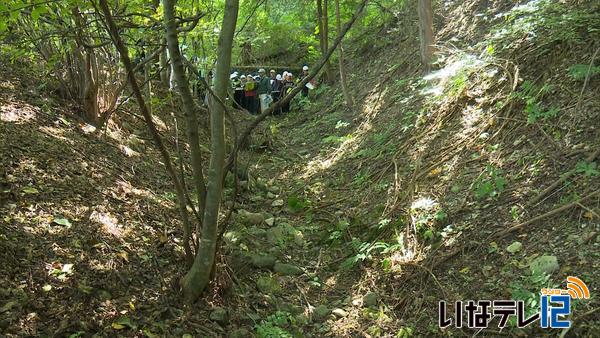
1,0,599,336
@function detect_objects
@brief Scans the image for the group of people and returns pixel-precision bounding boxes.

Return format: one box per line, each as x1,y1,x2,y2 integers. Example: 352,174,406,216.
229,66,313,115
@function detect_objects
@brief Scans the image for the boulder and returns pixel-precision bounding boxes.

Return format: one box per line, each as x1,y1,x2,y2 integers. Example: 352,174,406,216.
209,307,229,325
313,305,330,321
250,254,276,269
273,263,303,276
363,292,378,308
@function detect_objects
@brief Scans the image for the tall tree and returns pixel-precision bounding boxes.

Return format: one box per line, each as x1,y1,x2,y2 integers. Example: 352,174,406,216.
180,0,239,303
417,0,435,73
335,0,353,107
163,0,208,243
317,0,334,83
97,0,194,266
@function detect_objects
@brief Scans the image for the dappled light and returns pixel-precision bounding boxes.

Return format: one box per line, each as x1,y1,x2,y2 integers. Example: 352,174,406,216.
1,0,599,336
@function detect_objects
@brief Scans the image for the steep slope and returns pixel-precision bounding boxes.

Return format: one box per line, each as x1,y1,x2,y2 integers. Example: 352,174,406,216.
225,0,599,336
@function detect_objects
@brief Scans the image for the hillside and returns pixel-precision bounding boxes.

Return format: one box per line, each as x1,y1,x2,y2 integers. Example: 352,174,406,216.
1,0,599,337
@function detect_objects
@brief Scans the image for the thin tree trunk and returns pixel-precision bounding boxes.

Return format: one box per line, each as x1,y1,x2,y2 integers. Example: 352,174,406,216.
180,0,239,304
97,0,194,265
316,0,333,83
160,39,169,86
164,0,208,237
417,0,435,74
335,0,353,107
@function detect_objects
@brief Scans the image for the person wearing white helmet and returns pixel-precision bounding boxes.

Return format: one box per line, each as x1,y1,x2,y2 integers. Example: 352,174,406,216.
301,65,313,97
271,74,284,115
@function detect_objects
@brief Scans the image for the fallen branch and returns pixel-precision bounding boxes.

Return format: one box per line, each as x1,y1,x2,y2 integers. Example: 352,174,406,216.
498,190,600,238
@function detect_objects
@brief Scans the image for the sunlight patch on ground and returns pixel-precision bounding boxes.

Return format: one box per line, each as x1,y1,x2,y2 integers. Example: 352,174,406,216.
1,102,37,123
90,209,124,238
421,54,484,97
38,126,74,145
114,179,170,207
301,86,388,178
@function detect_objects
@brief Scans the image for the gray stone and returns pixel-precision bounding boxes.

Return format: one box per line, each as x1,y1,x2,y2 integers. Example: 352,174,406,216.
363,292,378,307
271,199,284,207
267,192,276,199
250,254,276,269
256,276,282,294
332,308,348,318
530,255,559,275
238,210,264,225
506,241,522,253
209,307,229,324
265,217,275,226
313,305,330,321
273,263,303,276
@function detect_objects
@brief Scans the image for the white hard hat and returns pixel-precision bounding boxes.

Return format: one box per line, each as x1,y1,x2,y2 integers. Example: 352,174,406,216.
258,68,266,73
302,65,309,71
276,74,282,80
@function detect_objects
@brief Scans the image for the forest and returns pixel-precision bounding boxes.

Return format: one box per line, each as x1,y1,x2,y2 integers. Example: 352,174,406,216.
0,0,599,336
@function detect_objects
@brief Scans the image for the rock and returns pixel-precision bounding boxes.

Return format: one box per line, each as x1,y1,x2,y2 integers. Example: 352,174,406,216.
506,241,522,253
267,192,276,199
265,217,275,226
267,186,279,194
228,328,252,338
256,276,281,294
530,255,559,275
209,307,229,324
313,305,330,321
249,195,264,202
278,302,304,315
273,263,303,276
246,226,267,238
182,334,193,338
271,199,284,207
238,210,264,225
250,254,276,269
332,308,348,318
223,231,240,244
363,292,378,307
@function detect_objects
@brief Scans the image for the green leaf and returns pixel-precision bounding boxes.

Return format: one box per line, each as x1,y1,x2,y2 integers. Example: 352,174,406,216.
31,6,48,21
22,187,39,194
52,217,72,227
112,316,135,330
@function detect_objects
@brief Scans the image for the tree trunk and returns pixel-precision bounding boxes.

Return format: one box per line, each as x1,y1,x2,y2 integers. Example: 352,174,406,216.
164,0,208,239
335,0,353,107
417,0,435,74
160,39,169,87
72,7,100,124
180,0,239,304
317,0,333,83
98,0,194,267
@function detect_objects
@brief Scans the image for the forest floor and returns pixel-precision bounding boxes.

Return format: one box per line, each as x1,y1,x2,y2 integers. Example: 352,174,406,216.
2,1,600,337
